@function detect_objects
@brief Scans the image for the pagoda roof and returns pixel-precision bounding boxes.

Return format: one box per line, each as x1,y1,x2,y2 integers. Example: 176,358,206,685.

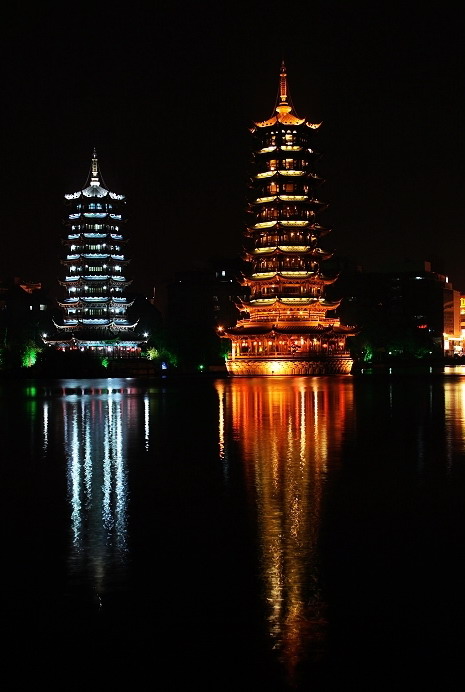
53,318,139,331
64,149,125,201
238,296,341,309
43,334,146,347
245,247,333,260
224,324,356,337
56,297,134,308
252,62,321,130
242,271,337,284
247,221,331,235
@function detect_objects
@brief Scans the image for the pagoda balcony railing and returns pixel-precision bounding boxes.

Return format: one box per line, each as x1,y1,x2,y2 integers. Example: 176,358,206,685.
81,319,110,325
82,253,110,259
82,297,110,302
227,351,352,361
254,242,313,251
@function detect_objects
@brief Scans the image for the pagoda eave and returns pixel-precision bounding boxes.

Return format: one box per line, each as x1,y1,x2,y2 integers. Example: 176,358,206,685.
224,324,356,337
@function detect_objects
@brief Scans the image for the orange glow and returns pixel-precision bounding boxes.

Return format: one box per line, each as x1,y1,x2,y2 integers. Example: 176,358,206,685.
216,377,353,681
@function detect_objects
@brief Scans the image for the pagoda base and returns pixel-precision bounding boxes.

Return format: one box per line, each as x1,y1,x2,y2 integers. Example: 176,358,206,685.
225,355,354,376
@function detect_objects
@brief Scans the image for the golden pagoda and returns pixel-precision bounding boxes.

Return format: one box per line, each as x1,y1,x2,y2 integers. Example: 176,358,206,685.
220,62,356,375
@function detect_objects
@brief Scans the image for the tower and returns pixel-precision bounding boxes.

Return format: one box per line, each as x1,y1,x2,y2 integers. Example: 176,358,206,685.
220,63,356,375
44,151,145,357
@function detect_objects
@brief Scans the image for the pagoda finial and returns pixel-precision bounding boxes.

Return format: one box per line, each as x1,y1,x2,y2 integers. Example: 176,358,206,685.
91,148,100,186
279,60,288,105
276,60,292,116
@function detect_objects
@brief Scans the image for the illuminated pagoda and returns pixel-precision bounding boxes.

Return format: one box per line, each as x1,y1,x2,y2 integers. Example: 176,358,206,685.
220,62,356,375
43,150,145,356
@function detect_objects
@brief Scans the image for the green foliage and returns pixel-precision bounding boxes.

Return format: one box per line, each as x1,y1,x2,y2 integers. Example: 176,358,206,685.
21,342,42,368
145,347,160,361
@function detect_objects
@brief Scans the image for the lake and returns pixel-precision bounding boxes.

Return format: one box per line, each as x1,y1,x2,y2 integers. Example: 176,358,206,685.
2,371,465,689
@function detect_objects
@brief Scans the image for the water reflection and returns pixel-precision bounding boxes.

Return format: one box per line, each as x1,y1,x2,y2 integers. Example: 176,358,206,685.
46,379,141,606
215,376,354,683
7,372,465,686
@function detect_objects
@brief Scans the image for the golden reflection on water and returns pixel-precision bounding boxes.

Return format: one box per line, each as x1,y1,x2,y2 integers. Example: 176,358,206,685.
444,376,465,462
215,376,354,679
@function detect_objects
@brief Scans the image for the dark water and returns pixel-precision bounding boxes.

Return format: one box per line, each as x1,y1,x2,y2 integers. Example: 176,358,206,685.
2,371,465,688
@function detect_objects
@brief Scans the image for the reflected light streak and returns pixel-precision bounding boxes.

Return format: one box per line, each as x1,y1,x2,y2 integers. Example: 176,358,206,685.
69,408,82,545
216,381,229,479
217,376,353,684
56,384,132,602
42,401,49,454
144,395,150,450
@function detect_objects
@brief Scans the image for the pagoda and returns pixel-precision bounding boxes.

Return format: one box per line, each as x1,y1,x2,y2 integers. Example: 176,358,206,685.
43,150,145,356
220,62,356,375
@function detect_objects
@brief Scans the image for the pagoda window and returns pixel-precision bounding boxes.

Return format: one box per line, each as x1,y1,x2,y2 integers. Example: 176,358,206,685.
266,181,279,194
282,183,296,193
283,132,296,145
89,203,103,210
267,160,278,171
282,159,295,170
260,207,278,220
282,205,298,218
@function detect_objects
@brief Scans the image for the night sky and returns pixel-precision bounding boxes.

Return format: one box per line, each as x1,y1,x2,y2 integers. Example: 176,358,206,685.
2,2,465,299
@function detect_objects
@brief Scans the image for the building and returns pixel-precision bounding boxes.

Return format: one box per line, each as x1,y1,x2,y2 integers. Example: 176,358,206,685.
0,277,52,369
43,151,146,357
332,259,462,361
220,62,356,375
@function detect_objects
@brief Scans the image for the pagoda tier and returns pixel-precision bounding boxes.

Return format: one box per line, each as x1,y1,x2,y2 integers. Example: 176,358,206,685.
220,62,357,376
43,150,146,355
52,319,139,330
56,297,135,308
63,233,128,243
58,277,133,288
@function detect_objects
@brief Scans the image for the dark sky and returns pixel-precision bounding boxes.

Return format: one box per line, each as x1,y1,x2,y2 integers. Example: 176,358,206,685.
2,2,465,298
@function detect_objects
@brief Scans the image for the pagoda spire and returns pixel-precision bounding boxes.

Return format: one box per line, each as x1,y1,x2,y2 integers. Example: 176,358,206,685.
254,62,310,128
279,60,289,106
90,148,100,186
276,60,293,117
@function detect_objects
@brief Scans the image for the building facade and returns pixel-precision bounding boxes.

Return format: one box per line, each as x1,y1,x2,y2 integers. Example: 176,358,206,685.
220,63,356,375
43,151,145,357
